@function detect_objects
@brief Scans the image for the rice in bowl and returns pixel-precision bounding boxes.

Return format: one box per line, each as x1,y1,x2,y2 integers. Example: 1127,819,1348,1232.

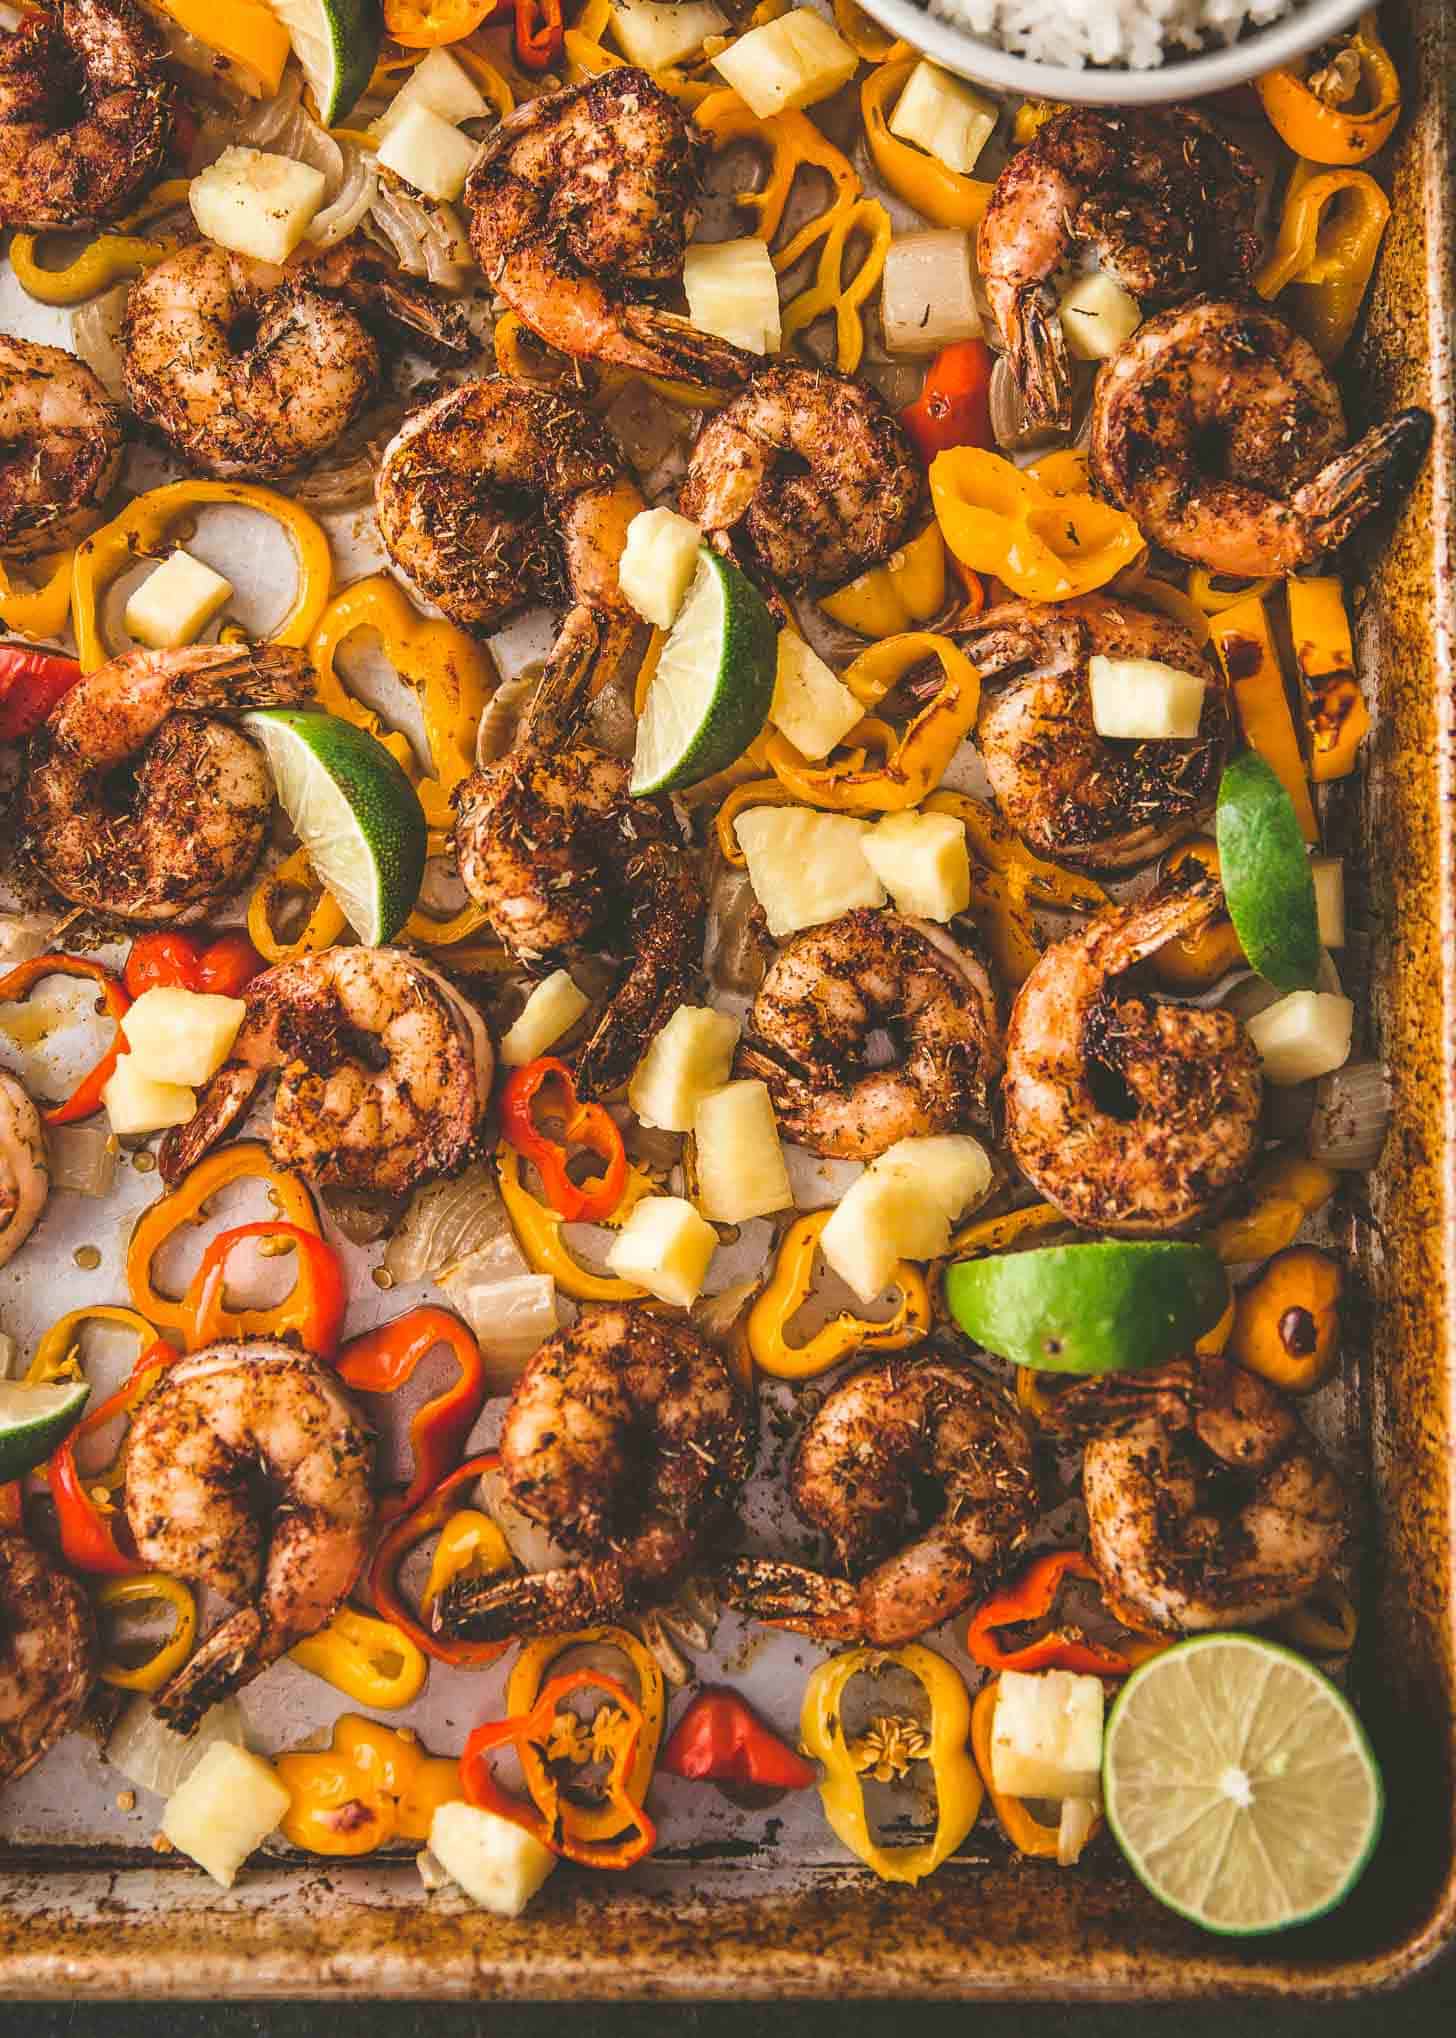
923,0,1301,69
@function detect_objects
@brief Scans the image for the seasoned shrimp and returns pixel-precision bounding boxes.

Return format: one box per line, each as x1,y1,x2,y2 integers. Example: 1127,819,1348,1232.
979,107,1258,426
1090,297,1434,577
0,1073,46,1272
437,1306,751,1640
720,1355,1037,1646
679,364,922,592
0,0,170,230
1051,1356,1347,1633
23,641,313,926
0,336,124,559
160,948,493,1196
466,67,754,385
0,1532,96,1782
736,911,1000,1161
122,239,468,481
124,1344,375,1732
964,594,1232,870
1004,878,1261,1234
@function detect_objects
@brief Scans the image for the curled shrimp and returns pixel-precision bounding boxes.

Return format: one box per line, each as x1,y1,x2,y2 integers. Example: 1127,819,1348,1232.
123,1343,375,1732
0,1073,46,1272
964,594,1233,871
1003,878,1262,1235
160,947,494,1196
23,641,313,926
121,239,468,481
735,910,1001,1161
0,1531,96,1782
436,1306,752,1640
679,363,922,592
1090,297,1434,577
0,0,171,230
0,336,125,560
467,67,755,386
720,1354,1037,1646
978,107,1258,427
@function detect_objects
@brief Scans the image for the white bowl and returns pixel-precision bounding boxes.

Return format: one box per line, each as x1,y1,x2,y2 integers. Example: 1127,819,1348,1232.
852,0,1368,104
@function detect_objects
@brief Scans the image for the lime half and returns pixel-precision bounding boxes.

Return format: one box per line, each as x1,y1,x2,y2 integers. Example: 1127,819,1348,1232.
630,546,778,796
944,1240,1227,1373
1216,751,1320,992
265,0,379,125
0,1379,90,1482
1104,1634,1382,1936
245,708,427,946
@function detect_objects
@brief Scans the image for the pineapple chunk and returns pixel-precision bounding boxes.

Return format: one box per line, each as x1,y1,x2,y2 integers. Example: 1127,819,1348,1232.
880,230,980,355
619,508,703,631
711,7,857,116
499,970,590,1066
1311,856,1345,948
606,1194,718,1307
734,807,885,938
189,147,326,264
1088,654,1207,740
861,811,971,921
1058,271,1142,362
161,1743,290,1888
991,1671,1104,1801
683,238,780,357
123,549,233,651
611,0,728,70
769,631,861,761
628,1003,740,1132
694,1079,792,1224
888,61,997,176
819,1167,923,1304
820,1133,991,1302
372,46,487,139
1246,990,1354,1084
122,986,246,1087
376,101,479,203
102,1057,196,1137
876,1133,992,1235
429,1800,557,1917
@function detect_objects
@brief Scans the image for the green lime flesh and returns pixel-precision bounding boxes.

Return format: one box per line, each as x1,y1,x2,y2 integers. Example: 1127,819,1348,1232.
0,1380,90,1481
630,546,778,796
267,0,379,124
943,1240,1228,1373
1216,750,1321,992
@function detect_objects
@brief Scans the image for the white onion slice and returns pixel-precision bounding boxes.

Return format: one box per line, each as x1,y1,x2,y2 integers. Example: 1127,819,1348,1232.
368,177,471,287
107,1695,244,1799
1309,1059,1392,1171
47,1122,118,1198
438,1257,559,1392
71,284,131,401
1057,1796,1100,1868
384,1158,519,1285
308,142,377,247
475,1463,573,1576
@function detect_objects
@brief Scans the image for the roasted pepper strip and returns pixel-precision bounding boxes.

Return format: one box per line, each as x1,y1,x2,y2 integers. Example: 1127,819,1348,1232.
970,1676,1094,1860
124,930,264,1000
661,1688,815,1789
248,846,350,965
184,1221,346,1357
0,549,76,642
1209,1151,1338,1264
862,59,993,231
819,523,951,638
931,447,1145,602
95,1573,197,1692
900,341,995,465
499,1056,627,1223
290,1606,429,1709
1255,12,1400,165
48,1338,177,1575
1286,575,1369,781
368,1454,512,1669
507,1627,665,1843
948,1201,1063,1258
9,179,191,307
1256,162,1389,363
0,954,130,1125
965,1551,1165,1678
1209,595,1320,843
748,1210,930,1380
337,1307,487,1521
497,1145,648,1302
127,1144,321,1337
277,1714,461,1857
1188,569,1279,616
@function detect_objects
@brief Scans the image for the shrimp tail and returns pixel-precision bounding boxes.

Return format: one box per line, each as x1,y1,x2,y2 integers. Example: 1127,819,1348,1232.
520,606,608,748
158,1062,262,1185
437,1557,630,1640
574,840,704,1098
302,243,472,355
618,304,759,389
154,1605,269,1734
1293,407,1434,559
715,1556,864,1640
1010,287,1073,428
161,640,316,714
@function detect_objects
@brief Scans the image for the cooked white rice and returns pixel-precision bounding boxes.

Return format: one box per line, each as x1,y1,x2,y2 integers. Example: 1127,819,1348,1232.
923,0,1298,69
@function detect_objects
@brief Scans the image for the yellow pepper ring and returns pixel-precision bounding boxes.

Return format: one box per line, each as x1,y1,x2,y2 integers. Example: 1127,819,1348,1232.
289,1605,429,1710
714,779,795,869
404,829,492,950
27,1304,161,1392
9,178,192,308
1254,11,1400,165
276,1714,461,1857
922,788,1108,908
497,1145,648,1303
421,1508,513,1610
1255,164,1390,364
126,1143,321,1336
507,1624,666,1843
931,446,1144,604
748,1211,931,1381
861,58,993,233
95,1573,197,1693
0,547,76,641
247,846,350,966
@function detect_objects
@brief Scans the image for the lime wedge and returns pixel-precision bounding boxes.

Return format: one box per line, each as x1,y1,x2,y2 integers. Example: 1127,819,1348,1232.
1103,1634,1382,1936
1216,752,1321,992
630,546,778,796
265,0,379,125
0,1379,90,1482
245,708,427,946
944,1240,1227,1373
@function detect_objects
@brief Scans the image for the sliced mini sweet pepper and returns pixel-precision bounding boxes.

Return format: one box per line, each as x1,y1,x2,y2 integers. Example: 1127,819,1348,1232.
900,340,995,466
184,1221,346,1358
923,789,1106,988
422,1508,513,1612
47,1337,177,1575
862,58,993,232
337,1307,486,1521
289,1606,429,1710
369,1454,512,1669
9,180,190,308
95,1573,197,1693
1256,162,1389,363
1255,12,1400,165
970,1676,1095,1861
507,1627,665,1845
748,1209,930,1381
1285,575,1369,781
965,1551,1166,1678
1209,595,1320,843
1152,837,1244,990
832,0,909,61
127,1143,321,1338
0,954,130,1126
0,550,76,642
499,1056,628,1224
153,0,289,94
248,845,350,966
1187,569,1279,616
1208,1151,1338,1264
276,1714,461,1857
123,930,265,1001
930,447,1145,602
819,523,952,638
661,1688,815,1789
384,0,496,46
496,1144,649,1302
0,642,80,739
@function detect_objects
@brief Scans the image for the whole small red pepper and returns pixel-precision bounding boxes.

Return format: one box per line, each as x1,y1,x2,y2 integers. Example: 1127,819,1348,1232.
900,339,995,466
0,643,81,743
47,1339,178,1576
513,0,562,69
368,1452,508,1668
124,930,265,1000
660,1689,816,1790
337,1307,486,1520
499,1056,627,1225
184,1221,347,1358
965,1549,1162,1678
0,954,131,1126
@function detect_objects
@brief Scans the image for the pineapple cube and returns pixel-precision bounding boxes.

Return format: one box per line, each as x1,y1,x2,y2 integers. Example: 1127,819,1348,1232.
880,230,980,355
694,1079,792,1224
1058,272,1142,362
734,807,885,938
606,1194,718,1307
499,970,590,1066
990,1670,1104,1801
161,1743,290,1888
376,101,479,203
888,61,997,176
711,7,857,116
619,508,703,631
122,986,246,1086
1311,856,1345,948
819,1166,922,1304
189,147,326,264
769,631,861,761
1246,990,1354,1084
123,549,233,651
861,811,971,921
429,1800,557,1917
611,0,728,70
1088,654,1207,740
683,238,780,357
102,1056,197,1137
876,1133,992,1236
628,1003,740,1132
372,46,488,139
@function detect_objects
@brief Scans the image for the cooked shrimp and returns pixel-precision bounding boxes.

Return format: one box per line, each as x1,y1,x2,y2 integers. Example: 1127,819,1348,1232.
124,1344,375,1732
437,1306,751,1640
160,947,493,1196
978,107,1258,426
122,239,468,481
1090,297,1434,576
736,910,1000,1161
0,0,170,230
679,364,922,592
964,594,1232,871
466,67,754,385
1051,1356,1347,1633
0,1074,46,1272
1003,877,1261,1234
0,336,124,559
720,1355,1037,1646
23,641,313,926
0,1532,96,1781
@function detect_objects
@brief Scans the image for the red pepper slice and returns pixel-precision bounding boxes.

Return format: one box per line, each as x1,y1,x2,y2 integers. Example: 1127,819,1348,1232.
47,1339,178,1575
0,643,81,743
0,954,131,1126
183,1221,347,1358
498,1056,627,1225
513,0,562,70
900,340,995,466
337,1307,486,1521
660,1689,816,1790
124,930,265,1000
368,1452,509,1668
965,1550,1150,1678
